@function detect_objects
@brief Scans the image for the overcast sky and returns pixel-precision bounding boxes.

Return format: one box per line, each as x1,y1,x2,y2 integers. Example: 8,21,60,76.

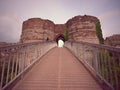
0,0,120,42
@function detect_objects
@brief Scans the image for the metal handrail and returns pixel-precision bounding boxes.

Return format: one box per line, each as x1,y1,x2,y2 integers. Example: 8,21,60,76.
78,41,120,52
65,41,120,90
0,41,56,90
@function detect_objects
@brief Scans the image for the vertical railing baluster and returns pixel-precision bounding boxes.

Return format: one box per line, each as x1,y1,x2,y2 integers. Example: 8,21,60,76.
34,45,36,61
6,50,11,84
25,46,28,67
40,44,42,57
15,48,19,76
97,50,101,75
107,51,113,86
118,53,120,90
104,49,109,81
18,47,22,73
26,46,30,66
11,49,15,80
36,45,38,59
0,51,6,88
27,46,30,65
112,52,118,90
21,46,24,72
36,45,39,60
99,51,101,74
94,48,99,74
118,53,120,66
0,51,1,89
23,46,27,69
100,50,104,77
82,44,85,63
103,50,106,79
42,43,44,55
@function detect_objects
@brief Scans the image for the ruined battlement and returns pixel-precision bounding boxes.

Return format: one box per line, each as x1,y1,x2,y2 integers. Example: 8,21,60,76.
20,15,99,43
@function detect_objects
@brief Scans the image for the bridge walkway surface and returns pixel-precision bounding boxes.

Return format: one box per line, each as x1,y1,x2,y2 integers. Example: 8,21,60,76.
12,47,103,90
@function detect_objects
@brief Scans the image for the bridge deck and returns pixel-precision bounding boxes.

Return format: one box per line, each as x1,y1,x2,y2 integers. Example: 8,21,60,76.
12,47,103,90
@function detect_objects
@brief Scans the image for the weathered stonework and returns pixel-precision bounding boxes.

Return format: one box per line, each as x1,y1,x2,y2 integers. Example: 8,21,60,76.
21,18,55,43
105,34,120,47
66,15,99,43
20,15,99,43
0,42,17,47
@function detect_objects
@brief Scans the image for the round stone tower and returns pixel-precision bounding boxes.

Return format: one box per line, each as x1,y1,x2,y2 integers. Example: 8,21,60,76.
66,15,99,43
20,18,55,43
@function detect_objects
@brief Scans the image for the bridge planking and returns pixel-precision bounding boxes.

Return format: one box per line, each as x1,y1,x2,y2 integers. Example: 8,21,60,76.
12,47,103,90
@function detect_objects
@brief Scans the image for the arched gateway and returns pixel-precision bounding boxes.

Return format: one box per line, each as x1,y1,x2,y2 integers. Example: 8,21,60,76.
55,34,65,43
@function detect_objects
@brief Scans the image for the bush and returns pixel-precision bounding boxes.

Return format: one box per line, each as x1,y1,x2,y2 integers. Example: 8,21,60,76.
96,21,104,44
63,28,69,41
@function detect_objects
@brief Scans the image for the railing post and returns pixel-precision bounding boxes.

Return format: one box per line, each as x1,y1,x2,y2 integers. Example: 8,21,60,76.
100,50,104,77
14,48,19,77
112,52,119,90
6,50,11,84
64,41,120,90
107,51,114,86
11,49,16,80
93,48,99,74
118,53,120,66
18,47,22,73
0,41,56,90
104,49,109,81
0,51,6,88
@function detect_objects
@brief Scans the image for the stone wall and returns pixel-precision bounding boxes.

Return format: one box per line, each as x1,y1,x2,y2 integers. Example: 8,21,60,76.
66,15,99,43
0,42,17,47
20,18,55,43
104,34,120,47
20,15,99,43
54,24,66,39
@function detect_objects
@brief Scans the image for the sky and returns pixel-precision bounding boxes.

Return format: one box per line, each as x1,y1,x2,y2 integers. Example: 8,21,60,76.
0,0,120,42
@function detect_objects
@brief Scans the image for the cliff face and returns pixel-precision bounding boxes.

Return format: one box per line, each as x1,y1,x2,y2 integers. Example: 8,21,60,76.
20,15,99,43
105,34,120,47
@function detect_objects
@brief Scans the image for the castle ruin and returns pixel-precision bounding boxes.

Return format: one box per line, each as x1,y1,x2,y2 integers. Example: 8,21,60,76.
20,15,99,43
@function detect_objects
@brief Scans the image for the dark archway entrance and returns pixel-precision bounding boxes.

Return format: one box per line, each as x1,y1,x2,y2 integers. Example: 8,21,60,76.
55,34,65,43
55,34,65,47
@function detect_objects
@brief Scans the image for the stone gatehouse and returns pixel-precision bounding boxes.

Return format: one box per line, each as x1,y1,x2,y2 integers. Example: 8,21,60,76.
20,15,99,43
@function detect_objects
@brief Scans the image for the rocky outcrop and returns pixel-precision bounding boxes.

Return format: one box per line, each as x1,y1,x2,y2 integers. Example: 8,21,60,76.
105,34,120,47
20,15,99,43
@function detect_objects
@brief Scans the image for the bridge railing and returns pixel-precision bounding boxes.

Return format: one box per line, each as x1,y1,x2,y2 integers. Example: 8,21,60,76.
0,41,56,90
65,41,120,90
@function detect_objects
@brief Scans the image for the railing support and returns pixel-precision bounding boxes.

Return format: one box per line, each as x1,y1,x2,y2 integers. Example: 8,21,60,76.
65,41,120,90
0,41,56,90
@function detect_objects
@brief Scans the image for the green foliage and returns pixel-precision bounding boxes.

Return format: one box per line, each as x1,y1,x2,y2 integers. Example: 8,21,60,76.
63,28,69,41
99,50,120,89
96,21,104,44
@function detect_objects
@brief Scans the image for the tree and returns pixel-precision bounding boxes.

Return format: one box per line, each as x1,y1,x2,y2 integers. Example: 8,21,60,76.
96,21,104,44
63,28,69,41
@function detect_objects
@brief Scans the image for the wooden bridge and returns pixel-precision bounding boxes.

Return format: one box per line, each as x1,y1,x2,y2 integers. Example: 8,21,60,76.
0,41,120,90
